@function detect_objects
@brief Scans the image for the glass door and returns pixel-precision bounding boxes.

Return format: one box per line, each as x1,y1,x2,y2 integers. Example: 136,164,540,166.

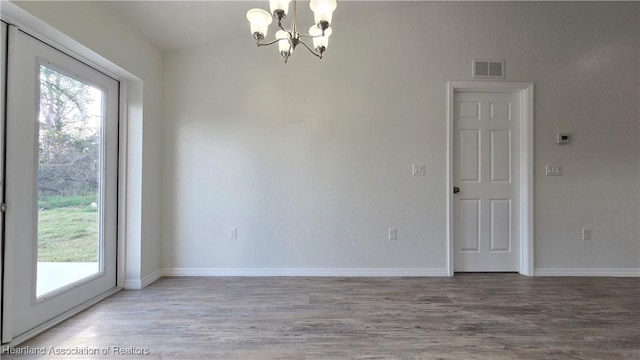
3,28,118,342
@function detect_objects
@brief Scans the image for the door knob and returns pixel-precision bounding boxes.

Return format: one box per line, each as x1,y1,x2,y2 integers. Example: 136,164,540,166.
453,186,460,194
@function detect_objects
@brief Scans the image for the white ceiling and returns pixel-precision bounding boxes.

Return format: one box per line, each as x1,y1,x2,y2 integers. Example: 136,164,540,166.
110,1,417,52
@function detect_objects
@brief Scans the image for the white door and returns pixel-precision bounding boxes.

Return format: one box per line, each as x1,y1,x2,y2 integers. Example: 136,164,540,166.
453,91,520,272
3,28,118,342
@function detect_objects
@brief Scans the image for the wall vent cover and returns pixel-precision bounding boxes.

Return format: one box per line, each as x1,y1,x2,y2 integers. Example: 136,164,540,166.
473,59,505,78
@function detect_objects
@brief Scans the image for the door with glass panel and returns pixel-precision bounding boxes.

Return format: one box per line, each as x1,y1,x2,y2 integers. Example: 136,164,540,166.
3,29,118,341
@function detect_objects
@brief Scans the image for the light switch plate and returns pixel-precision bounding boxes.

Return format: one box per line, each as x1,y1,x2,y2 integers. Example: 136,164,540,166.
546,164,562,176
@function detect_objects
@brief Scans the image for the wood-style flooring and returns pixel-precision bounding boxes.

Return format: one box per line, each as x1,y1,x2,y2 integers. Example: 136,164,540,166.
3,274,639,359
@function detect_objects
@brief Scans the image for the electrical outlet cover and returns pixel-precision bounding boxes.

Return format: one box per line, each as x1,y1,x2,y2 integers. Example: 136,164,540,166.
413,164,425,176
545,164,562,176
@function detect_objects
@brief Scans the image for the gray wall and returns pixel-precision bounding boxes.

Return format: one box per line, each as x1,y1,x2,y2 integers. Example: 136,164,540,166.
12,1,638,277
162,2,640,273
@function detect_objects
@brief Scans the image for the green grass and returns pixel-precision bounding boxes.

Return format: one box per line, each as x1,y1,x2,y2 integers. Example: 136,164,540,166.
38,207,99,262
38,194,97,210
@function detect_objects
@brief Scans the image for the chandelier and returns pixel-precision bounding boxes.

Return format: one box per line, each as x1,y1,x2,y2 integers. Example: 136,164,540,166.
246,0,337,63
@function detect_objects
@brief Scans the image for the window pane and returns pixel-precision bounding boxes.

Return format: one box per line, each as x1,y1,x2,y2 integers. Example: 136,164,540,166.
37,65,103,297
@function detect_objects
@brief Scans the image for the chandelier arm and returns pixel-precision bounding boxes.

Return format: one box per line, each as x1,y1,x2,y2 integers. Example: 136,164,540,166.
299,39,322,59
298,34,318,39
277,21,292,37
257,38,282,47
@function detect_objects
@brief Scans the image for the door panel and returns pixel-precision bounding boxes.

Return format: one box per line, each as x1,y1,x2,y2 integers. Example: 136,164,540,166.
490,130,511,182
459,199,480,252
453,91,520,272
4,29,118,340
490,199,511,251
459,130,480,182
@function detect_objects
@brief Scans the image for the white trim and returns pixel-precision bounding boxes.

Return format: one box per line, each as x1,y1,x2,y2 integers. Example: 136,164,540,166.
124,269,162,290
446,81,534,277
1,23,18,345
446,83,455,277
520,84,535,276
116,83,128,289
535,268,640,277
162,268,450,277
0,21,6,345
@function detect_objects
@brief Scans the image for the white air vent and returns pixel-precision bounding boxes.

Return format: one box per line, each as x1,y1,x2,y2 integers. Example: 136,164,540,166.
473,59,504,78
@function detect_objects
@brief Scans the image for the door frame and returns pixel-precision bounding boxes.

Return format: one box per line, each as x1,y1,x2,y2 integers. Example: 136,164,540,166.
446,81,534,276
0,21,7,345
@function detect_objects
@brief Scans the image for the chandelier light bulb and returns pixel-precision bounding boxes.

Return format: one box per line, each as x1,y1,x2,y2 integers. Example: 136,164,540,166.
276,30,292,56
309,25,332,53
246,8,273,40
309,0,337,30
269,0,291,21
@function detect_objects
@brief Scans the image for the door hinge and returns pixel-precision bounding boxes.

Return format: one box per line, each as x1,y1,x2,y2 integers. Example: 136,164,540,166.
0,203,6,213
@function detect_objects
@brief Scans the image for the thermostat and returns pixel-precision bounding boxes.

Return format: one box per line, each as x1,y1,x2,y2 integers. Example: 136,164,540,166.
556,134,571,144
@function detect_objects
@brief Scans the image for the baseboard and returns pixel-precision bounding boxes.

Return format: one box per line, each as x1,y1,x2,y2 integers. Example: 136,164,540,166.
124,269,163,289
139,267,639,279
161,267,449,277
535,268,640,277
